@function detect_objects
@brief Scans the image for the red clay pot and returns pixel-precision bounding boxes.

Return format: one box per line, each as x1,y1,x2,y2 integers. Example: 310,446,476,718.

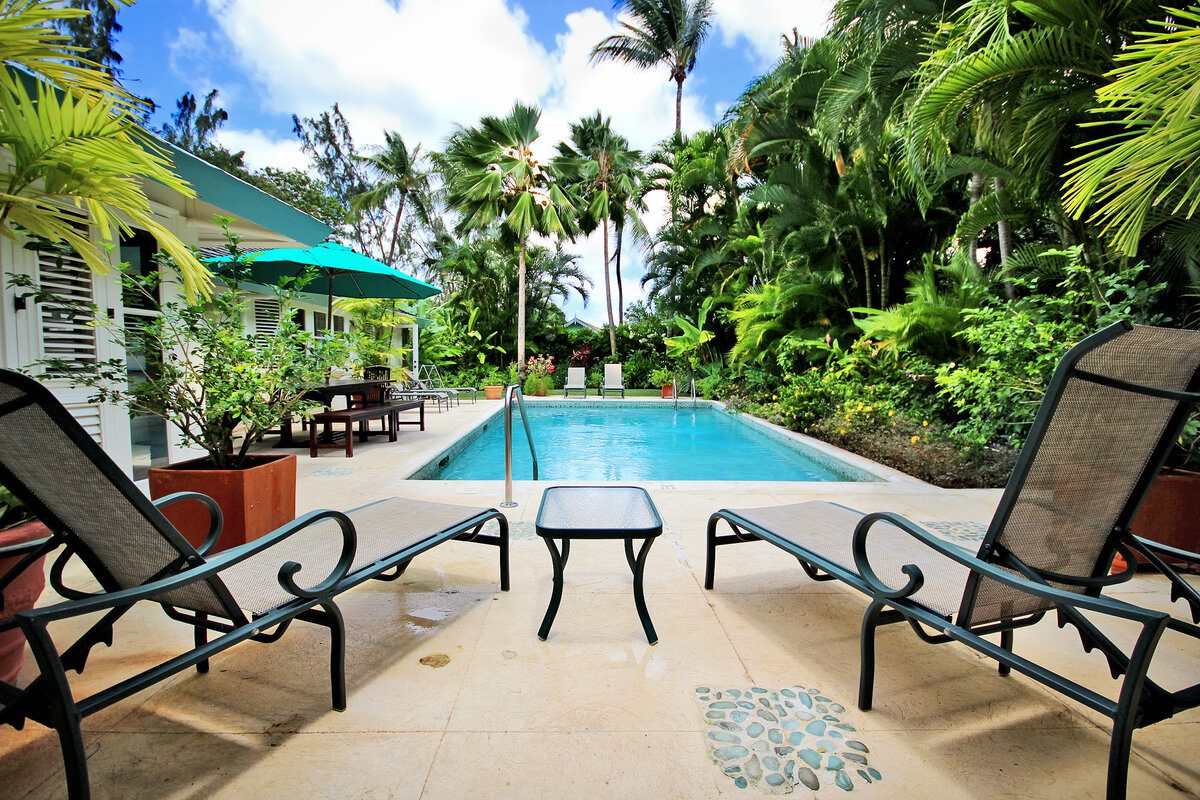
661,385,674,399
1129,469,1200,567
484,385,504,400
149,453,296,554
0,520,49,684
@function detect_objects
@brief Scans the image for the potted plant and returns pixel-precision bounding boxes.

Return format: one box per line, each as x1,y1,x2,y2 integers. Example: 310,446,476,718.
1128,411,1200,567
650,367,675,399
25,225,354,553
0,487,49,683
482,368,506,400
523,353,555,397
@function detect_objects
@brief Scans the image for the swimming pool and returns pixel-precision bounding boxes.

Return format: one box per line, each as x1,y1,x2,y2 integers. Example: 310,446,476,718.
415,402,873,482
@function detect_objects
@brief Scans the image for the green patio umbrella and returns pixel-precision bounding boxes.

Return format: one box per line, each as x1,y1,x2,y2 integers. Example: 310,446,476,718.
203,242,440,330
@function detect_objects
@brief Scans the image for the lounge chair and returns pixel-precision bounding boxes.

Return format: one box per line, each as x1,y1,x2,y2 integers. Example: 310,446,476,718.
704,322,1200,800
563,366,587,398
600,363,624,398
419,364,478,403
0,368,509,800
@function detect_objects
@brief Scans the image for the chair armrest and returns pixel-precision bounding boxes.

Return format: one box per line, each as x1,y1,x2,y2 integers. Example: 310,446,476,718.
153,492,224,556
1133,534,1200,565
0,535,54,559
19,509,358,624
851,511,1165,625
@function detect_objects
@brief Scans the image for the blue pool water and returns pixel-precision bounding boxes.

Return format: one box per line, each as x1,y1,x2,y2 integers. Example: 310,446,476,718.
420,404,868,482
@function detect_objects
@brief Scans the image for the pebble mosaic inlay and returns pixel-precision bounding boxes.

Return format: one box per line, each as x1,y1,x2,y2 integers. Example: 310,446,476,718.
308,467,363,478
695,686,882,794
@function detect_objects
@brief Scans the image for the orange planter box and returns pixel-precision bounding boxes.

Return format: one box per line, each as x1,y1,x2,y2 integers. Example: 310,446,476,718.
149,453,297,554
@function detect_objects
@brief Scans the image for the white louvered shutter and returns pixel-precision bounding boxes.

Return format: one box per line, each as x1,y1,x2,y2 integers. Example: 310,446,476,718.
254,298,281,336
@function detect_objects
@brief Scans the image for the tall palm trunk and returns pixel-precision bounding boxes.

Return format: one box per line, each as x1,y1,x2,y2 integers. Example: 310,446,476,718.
993,176,1016,299
968,172,983,261
386,191,407,265
602,219,617,355
517,239,527,377
674,75,684,134
614,225,625,325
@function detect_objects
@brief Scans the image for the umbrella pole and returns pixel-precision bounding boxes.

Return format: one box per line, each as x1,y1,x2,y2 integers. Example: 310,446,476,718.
327,273,334,333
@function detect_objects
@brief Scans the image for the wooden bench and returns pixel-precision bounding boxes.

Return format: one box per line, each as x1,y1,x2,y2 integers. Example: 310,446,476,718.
309,400,425,458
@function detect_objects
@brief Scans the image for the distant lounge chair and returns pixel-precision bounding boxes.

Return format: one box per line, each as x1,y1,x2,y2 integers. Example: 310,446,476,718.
0,368,509,800
563,367,587,398
600,363,624,398
704,322,1200,800
419,364,478,403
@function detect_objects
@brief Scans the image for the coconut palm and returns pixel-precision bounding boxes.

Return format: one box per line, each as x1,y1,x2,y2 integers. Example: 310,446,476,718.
351,129,433,266
555,113,642,355
440,103,576,372
590,0,714,135
0,0,207,293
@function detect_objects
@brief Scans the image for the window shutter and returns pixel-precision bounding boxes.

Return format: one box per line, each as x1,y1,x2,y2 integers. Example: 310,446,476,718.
65,403,103,445
254,298,281,336
36,230,98,366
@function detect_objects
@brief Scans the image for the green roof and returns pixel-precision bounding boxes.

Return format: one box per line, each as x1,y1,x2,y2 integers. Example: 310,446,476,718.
158,140,333,246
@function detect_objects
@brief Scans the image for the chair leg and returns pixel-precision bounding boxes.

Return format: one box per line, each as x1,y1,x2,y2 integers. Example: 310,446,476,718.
23,620,91,800
998,628,1013,676
858,600,889,711
704,515,720,590
498,515,510,592
194,614,209,674
317,600,347,711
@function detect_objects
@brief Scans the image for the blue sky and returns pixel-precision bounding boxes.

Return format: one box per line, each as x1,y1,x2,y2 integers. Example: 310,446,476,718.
116,0,833,322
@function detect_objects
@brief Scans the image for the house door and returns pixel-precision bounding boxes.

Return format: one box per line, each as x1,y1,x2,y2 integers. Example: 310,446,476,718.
120,230,169,479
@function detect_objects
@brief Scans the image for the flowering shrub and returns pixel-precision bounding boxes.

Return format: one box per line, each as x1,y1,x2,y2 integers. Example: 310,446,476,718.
526,353,555,379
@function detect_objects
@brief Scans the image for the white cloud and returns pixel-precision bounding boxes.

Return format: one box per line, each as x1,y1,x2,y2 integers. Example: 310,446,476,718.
203,0,552,150
710,0,834,66
216,129,308,171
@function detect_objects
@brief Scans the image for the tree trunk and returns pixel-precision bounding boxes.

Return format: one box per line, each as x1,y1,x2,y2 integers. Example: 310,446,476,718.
675,76,684,135
614,226,625,326
993,176,1016,299
968,172,983,262
602,220,617,356
386,191,407,265
517,240,528,378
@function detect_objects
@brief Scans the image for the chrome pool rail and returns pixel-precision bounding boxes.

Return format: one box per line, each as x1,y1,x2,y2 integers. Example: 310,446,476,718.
673,377,697,410
501,384,538,507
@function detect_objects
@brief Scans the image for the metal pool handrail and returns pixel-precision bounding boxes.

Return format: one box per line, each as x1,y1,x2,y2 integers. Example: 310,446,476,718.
690,377,697,409
501,384,538,508
673,377,678,410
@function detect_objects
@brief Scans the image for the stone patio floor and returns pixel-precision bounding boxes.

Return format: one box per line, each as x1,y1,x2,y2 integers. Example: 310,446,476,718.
2,397,1197,798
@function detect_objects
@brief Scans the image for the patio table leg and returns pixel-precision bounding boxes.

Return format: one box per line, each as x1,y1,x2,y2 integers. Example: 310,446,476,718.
538,537,566,641
631,537,658,645
624,538,637,573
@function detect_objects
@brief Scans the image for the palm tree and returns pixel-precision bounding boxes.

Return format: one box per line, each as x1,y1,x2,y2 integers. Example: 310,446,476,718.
0,0,207,294
440,103,576,373
351,130,433,266
590,0,714,135
555,113,642,355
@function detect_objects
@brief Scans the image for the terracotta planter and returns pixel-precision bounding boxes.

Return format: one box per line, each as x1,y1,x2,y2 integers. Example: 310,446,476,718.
149,454,297,554
1129,469,1200,566
484,385,504,400
0,520,49,684
661,385,674,399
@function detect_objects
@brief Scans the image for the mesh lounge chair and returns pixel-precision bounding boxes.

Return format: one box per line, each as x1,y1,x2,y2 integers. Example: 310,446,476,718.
705,323,1200,800
0,368,509,800
419,364,478,403
563,367,587,398
600,363,624,398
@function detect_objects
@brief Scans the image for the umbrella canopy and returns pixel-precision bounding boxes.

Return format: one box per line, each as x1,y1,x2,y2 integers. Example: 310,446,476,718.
203,242,440,330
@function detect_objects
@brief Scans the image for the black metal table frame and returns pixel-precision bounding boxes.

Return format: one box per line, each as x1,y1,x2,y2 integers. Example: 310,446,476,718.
534,486,663,644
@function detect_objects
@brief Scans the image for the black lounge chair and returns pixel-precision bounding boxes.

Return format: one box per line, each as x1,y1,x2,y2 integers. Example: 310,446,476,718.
705,322,1200,800
0,368,509,800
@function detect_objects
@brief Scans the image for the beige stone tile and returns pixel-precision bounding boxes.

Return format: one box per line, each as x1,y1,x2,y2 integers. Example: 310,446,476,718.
447,591,750,733
24,730,442,800
420,731,732,799
105,587,495,735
